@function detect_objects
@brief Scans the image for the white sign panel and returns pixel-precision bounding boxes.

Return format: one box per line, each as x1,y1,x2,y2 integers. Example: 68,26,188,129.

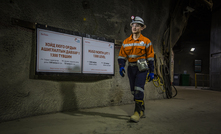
36,28,82,73
83,38,114,74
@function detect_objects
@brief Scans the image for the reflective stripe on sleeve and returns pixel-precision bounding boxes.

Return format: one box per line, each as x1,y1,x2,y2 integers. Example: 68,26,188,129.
147,57,154,61
146,42,152,48
118,56,127,60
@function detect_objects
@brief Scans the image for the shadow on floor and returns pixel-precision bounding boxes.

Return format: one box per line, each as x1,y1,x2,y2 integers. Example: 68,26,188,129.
62,110,130,121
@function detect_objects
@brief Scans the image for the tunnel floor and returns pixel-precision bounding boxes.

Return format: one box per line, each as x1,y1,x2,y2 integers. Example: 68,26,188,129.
0,86,221,134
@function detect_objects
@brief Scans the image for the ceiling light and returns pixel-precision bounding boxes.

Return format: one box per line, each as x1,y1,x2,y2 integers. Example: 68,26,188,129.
190,48,195,51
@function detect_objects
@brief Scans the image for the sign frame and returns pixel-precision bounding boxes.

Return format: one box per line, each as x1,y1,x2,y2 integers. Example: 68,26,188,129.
35,24,83,75
35,24,115,76
82,36,115,76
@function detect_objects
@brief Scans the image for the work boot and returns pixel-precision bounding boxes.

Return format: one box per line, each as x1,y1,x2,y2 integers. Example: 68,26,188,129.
130,100,143,122
141,101,146,118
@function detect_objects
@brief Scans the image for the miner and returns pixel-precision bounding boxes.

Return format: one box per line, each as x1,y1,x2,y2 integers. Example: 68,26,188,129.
118,16,154,122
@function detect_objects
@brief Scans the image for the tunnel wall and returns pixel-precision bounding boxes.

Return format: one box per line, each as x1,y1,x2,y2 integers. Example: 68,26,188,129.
0,0,188,121
210,6,221,90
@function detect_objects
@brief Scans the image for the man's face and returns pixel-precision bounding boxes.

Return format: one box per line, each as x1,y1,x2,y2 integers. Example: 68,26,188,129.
131,23,144,34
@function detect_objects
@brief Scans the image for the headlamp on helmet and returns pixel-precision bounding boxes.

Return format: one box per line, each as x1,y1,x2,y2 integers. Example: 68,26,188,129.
130,16,146,28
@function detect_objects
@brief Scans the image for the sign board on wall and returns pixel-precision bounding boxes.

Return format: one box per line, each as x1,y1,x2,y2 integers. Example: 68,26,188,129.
36,24,115,75
36,27,82,73
83,37,114,75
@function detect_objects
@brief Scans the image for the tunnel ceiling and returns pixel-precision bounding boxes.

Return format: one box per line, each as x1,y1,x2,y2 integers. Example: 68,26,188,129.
173,0,214,52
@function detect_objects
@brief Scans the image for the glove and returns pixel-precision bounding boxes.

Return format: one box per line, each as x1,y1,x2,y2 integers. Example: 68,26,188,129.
148,73,154,82
119,67,125,77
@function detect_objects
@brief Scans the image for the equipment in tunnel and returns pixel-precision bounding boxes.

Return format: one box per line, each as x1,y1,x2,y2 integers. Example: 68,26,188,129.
173,74,180,86
181,74,190,86
194,60,202,73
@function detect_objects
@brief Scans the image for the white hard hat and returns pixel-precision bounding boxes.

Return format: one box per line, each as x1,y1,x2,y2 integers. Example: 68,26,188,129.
130,16,146,27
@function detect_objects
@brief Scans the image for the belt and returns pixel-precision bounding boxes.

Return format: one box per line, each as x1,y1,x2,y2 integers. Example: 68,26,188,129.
128,62,137,66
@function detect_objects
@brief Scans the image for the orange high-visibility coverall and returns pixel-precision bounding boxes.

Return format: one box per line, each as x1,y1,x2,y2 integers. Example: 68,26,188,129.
118,34,154,100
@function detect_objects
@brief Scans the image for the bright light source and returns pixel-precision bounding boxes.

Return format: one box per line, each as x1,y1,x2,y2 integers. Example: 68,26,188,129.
190,48,195,51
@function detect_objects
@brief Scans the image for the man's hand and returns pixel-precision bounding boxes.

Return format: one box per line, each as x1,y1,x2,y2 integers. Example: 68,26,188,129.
148,73,154,82
119,67,125,77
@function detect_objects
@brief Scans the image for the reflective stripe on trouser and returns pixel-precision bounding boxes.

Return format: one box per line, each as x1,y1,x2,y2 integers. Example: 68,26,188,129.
127,65,148,100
